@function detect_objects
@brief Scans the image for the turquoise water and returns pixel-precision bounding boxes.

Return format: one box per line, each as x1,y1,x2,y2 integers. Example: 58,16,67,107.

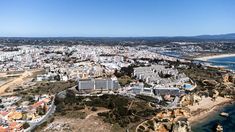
183,84,193,89
192,56,235,132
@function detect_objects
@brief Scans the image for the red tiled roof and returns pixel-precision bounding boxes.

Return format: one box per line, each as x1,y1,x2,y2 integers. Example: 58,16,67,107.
9,122,22,131
42,98,50,103
0,111,9,117
31,101,44,108
0,126,8,132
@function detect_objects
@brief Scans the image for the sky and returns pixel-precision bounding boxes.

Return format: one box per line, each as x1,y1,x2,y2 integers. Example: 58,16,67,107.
0,0,234,37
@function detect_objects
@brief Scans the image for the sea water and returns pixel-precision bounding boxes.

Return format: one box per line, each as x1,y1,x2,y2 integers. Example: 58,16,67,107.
191,103,235,132
208,56,235,71
192,56,235,132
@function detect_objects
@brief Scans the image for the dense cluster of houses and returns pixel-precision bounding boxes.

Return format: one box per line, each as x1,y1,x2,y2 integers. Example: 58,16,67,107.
0,95,53,131
0,45,178,77
134,64,189,86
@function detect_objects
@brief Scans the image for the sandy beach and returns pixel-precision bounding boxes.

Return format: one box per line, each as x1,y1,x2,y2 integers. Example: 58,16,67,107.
195,53,235,61
187,97,233,124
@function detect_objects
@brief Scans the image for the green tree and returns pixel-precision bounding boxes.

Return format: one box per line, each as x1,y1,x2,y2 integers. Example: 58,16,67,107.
22,122,30,129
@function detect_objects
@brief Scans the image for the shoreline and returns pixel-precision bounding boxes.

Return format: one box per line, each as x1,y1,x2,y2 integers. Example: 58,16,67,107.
194,53,235,61
188,98,233,125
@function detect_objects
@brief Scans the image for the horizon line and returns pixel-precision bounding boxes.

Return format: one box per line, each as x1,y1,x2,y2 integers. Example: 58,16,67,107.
0,32,235,38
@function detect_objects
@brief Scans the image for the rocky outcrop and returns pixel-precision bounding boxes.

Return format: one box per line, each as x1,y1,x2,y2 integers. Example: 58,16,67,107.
136,108,191,132
172,120,191,132
202,80,219,86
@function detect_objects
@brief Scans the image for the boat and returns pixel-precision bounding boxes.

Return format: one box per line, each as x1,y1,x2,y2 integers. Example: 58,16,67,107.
220,112,229,117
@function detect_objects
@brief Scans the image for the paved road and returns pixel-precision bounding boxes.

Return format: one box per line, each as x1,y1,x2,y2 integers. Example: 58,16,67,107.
25,98,56,132
168,96,179,108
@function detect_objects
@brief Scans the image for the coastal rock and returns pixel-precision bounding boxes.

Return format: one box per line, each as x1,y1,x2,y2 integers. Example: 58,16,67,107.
212,90,219,98
222,74,235,83
180,94,201,107
202,80,218,86
216,124,223,132
172,121,191,132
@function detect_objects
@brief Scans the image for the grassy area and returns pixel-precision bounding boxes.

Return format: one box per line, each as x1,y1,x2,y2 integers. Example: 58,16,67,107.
55,93,157,128
58,111,87,119
6,71,24,75
176,63,235,98
16,80,76,95
111,123,126,132
0,77,10,81
178,66,223,91
179,67,222,82
28,69,46,79
118,75,132,87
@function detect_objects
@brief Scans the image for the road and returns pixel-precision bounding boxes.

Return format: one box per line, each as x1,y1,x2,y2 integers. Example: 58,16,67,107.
25,98,56,132
168,96,179,108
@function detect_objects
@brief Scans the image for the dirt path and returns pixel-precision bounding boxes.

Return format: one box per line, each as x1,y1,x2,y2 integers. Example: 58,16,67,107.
0,70,33,95
85,109,110,119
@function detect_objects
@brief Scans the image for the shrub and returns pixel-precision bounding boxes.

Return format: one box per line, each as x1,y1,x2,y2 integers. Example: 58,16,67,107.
22,122,30,129
91,107,97,111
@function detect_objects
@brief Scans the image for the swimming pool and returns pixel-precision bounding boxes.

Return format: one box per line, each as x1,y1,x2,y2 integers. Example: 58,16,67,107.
183,83,193,89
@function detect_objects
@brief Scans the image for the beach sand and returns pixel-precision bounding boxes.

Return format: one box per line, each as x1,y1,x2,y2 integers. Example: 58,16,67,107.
187,97,232,124
195,53,235,61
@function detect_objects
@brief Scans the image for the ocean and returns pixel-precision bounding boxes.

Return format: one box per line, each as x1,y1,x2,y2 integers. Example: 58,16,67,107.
208,56,235,71
191,103,235,132
191,56,235,132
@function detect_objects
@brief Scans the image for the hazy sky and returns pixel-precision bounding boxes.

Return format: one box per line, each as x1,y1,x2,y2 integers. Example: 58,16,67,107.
0,0,234,37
